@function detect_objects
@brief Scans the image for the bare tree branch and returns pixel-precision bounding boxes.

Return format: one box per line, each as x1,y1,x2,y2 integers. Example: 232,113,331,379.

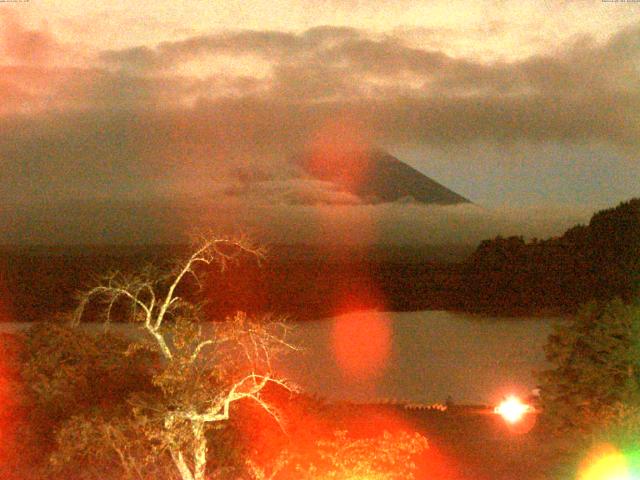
70,234,294,480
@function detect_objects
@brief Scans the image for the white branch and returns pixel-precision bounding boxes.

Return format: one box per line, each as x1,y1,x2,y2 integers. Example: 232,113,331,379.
71,235,293,480
189,340,214,363
171,374,293,428
155,242,212,331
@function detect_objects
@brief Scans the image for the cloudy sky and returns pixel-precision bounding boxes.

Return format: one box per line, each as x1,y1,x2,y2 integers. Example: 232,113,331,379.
0,0,638,244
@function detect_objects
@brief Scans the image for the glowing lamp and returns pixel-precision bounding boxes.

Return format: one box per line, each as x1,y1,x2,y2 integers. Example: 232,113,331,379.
494,395,532,424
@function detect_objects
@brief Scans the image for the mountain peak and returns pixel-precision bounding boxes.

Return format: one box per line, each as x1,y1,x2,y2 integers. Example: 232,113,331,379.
294,148,470,205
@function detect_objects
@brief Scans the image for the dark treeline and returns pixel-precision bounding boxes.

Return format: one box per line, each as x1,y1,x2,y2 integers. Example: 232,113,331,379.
0,244,473,322
458,198,640,314
0,198,637,321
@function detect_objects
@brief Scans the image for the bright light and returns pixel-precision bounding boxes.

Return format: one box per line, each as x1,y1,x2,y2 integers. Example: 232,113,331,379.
578,445,633,480
494,395,532,424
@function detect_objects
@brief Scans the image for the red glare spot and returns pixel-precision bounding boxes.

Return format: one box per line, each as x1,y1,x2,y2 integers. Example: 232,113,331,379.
304,115,373,192
331,310,391,380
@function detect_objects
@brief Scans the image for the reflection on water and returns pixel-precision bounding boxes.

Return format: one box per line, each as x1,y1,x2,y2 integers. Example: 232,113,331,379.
275,310,564,404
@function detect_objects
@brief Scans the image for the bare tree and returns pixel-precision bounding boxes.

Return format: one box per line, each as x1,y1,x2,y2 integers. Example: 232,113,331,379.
71,235,298,480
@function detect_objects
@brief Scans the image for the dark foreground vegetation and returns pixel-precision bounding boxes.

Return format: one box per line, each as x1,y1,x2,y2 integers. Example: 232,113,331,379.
0,226,638,478
0,340,566,480
1,197,638,321
2,297,639,480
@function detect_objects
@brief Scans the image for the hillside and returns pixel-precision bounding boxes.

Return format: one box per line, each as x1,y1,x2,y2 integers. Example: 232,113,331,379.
459,198,640,314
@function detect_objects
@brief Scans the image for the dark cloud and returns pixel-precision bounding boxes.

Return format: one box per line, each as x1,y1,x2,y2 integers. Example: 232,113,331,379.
2,16,637,147
323,36,449,76
301,25,361,43
186,93,638,149
0,87,637,207
98,26,360,72
99,30,302,71
99,46,164,71
87,22,640,151
97,22,639,97
270,63,359,100
100,26,452,79
0,16,638,247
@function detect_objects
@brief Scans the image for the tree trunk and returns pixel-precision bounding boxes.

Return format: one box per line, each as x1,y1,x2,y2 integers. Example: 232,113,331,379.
171,449,195,480
193,421,208,480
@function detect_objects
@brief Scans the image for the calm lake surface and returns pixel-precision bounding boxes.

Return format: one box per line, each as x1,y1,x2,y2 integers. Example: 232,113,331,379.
2,310,564,405
275,310,563,405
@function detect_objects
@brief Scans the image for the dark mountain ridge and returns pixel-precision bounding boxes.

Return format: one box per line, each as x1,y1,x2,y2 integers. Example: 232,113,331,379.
295,149,470,205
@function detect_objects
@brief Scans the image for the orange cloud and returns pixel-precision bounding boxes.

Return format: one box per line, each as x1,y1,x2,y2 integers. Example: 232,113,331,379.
1,10,58,65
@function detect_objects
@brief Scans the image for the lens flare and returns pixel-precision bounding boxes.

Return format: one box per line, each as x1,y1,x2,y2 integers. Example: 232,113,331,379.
578,444,634,480
332,310,391,380
494,395,532,424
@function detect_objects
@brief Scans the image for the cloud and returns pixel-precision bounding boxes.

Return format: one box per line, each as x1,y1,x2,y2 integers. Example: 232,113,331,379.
99,30,302,71
98,22,640,97
224,178,363,206
0,15,637,246
0,197,592,246
0,87,637,209
1,16,638,145
1,10,59,64
91,22,640,150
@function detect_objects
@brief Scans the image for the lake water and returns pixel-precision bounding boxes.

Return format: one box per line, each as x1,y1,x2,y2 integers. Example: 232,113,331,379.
1,310,563,405
274,310,563,405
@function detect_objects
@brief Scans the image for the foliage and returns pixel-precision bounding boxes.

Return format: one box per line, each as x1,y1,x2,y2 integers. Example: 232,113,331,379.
0,321,153,480
538,298,640,434
598,403,640,448
23,236,298,480
22,321,151,421
247,429,428,480
588,198,640,299
297,430,428,480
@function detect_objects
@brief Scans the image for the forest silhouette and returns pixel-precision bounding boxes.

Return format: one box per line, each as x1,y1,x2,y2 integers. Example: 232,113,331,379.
0,198,638,321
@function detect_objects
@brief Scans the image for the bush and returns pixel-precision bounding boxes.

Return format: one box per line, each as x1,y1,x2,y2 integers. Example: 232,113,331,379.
248,429,428,480
538,298,640,435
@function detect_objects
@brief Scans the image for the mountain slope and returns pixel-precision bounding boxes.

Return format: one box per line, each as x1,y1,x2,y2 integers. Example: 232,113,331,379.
295,149,470,205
